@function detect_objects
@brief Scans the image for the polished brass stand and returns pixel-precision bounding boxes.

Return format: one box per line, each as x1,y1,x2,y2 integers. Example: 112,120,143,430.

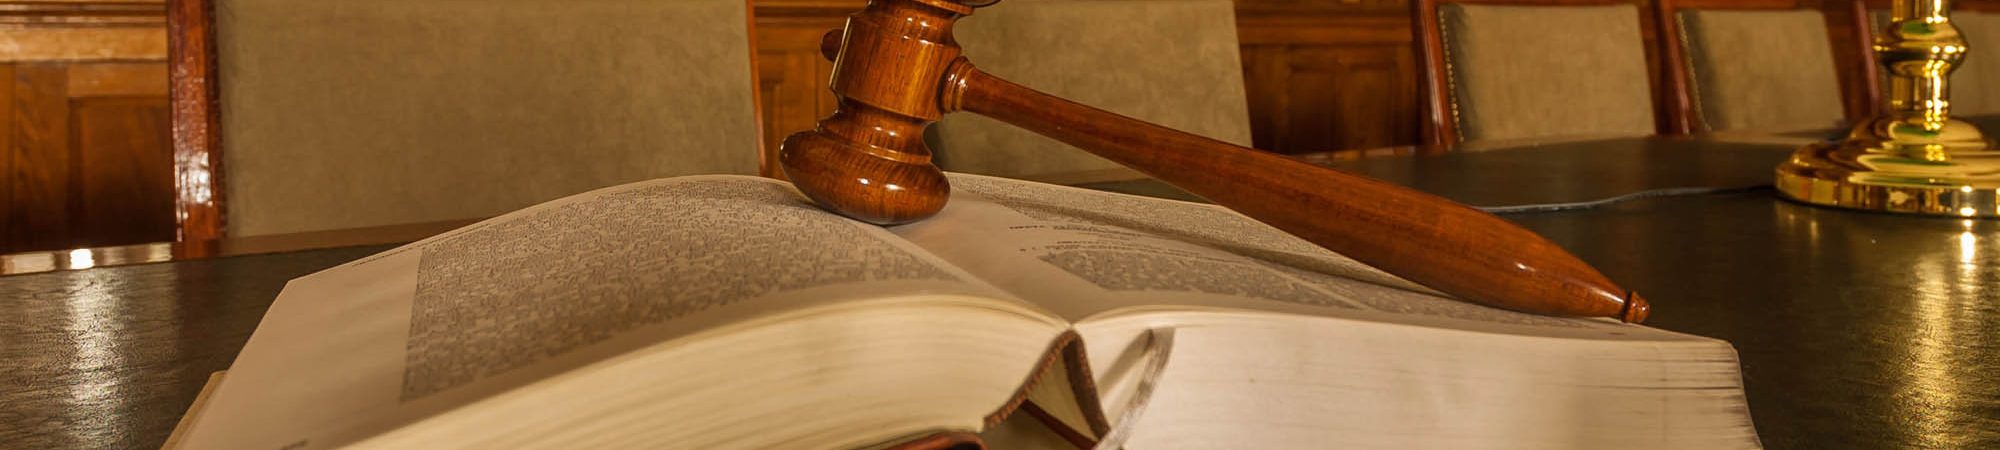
1777,0,2000,217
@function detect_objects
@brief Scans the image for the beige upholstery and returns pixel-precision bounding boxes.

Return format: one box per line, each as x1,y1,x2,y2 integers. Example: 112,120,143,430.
933,0,1253,183
1954,11,2000,116
1869,10,2000,116
1439,4,1656,142
1676,10,1845,132
218,0,760,237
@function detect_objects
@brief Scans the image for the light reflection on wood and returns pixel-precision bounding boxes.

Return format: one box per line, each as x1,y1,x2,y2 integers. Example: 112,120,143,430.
0,219,474,277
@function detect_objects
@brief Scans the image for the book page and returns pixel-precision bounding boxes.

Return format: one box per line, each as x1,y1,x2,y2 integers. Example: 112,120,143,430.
178,176,1035,450
896,174,1686,340
898,175,1753,449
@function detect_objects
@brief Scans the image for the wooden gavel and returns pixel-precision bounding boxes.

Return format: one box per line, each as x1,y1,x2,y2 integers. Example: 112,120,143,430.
780,0,1648,323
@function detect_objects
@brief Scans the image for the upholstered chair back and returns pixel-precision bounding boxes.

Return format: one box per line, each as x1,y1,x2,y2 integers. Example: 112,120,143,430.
931,0,1254,184
1674,10,1846,132
1950,11,2000,115
215,0,761,237
1435,3,1658,143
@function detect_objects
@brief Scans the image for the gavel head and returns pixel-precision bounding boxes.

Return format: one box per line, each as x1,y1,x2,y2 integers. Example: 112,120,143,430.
779,0,986,225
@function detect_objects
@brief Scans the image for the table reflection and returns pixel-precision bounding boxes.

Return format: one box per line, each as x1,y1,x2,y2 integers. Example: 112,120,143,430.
1775,205,1996,449
0,246,391,449
1506,192,2000,448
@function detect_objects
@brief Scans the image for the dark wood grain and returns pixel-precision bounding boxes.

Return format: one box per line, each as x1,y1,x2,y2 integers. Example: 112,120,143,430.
754,1,864,179
2,62,174,254
10,64,74,251
72,96,175,248
1654,0,1700,135
1514,192,2000,449
1412,0,1457,147
1850,0,1885,118
0,0,171,254
0,245,394,450
1318,136,1795,206
166,0,224,251
0,0,170,253
1236,3,1421,153
0,218,473,276
0,0,167,27
0,64,12,253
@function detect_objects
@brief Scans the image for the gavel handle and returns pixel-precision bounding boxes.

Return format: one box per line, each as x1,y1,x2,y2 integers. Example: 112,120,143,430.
938,61,1649,323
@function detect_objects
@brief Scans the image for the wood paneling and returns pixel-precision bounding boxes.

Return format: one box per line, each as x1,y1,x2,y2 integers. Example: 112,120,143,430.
0,1,168,253
0,27,166,62
1238,8,1418,152
67,62,166,96
753,1,852,179
0,0,166,27
0,64,11,250
72,95,173,248
2,63,173,253
9,64,73,251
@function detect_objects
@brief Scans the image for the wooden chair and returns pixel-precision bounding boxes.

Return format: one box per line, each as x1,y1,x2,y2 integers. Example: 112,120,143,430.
1413,0,1673,148
1657,0,1868,133
167,0,764,244
928,0,1254,184
1855,0,2000,118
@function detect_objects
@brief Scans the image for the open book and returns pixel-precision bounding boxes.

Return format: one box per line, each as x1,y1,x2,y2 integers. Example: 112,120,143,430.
169,174,1760,450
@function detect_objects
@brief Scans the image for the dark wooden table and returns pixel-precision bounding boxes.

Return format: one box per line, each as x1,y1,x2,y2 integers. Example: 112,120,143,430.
5,137,1998,449
1344,138,1999,449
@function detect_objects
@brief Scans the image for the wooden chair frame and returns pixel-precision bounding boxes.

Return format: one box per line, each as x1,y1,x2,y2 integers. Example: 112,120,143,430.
1412,0,1672,148
167,0,224,251
1655,0,1873,134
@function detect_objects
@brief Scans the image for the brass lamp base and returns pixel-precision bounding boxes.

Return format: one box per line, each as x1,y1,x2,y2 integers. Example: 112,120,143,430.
1776,117,2000,217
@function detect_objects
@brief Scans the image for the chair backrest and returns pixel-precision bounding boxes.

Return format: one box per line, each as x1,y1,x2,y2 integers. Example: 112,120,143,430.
170,0,762,240
930,0,1253,184
1414,0,1668,147
1658,1,1854,133
1955,10,2000,115
1859,0,2000,117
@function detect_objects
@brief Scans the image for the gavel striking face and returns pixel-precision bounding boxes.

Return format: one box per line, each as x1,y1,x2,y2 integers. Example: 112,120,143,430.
780,0,1650,323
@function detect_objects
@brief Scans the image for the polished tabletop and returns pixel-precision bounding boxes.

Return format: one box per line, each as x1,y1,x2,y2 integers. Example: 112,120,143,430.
5,136,1999,449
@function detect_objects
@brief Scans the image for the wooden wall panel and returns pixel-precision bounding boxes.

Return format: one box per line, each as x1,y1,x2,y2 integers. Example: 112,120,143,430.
9,64,74,251
752,4,848,179
0,64,11,249
68,62,168,97
1223,1,1419,153
1239,14,1418,152
0,1,168,253
71,96,173,248
2,62,172,253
